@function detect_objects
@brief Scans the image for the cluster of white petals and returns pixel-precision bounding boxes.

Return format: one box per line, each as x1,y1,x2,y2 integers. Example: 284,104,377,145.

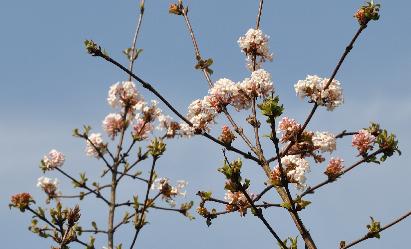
107,81,143,108
42,150,65,170
102,113,123,139
238,28,273,70
86,133,106,158
184,98,217,135
207,78,237,112
37,176,59,198
151,178,187,207
135,100,162,122
279,155,310,190
294,75,343,111
132,118,154,140
37,176,59,189
237,69,273,98
312,131,337,153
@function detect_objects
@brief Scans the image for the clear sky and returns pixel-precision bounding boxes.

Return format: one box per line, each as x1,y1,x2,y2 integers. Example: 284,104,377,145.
1,0,410,248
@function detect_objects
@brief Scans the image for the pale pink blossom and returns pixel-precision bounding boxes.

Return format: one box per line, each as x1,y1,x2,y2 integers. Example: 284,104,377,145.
271,155,310,190
102,113,123,139
278,117,301,143
107,81,143,108
224,190,256,216
207,78,237,112
238,28,273,70
294,75,343,111
86,133,107,158
352,129,375,154
151,178,187,207
42,149,65,170
231,69,274,110
185,97,217,134
37,176,59,198
312,131,337,153
135,100,162,122
132,118,154,140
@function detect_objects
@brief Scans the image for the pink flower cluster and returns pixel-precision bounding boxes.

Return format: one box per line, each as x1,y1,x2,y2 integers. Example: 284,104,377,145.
107,81,143,108
352,129,375,154
37,176,59,198
85,133,107,158
102,113,123,140
278,117,301,143
238,28,273,70
42,149,65,170
325,157,344,179
294,75,343,111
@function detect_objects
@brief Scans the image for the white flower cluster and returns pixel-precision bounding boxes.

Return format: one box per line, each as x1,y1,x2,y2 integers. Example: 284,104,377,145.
183,98,217,135
238,28,273,70
207,78,237,112
312,131,337,153
294,75,343,111
85,133,107,158
102,113,123,140
151,178,187,207
107,81,143,108
281,155,310,190
37,176,59,189
42,149,65,170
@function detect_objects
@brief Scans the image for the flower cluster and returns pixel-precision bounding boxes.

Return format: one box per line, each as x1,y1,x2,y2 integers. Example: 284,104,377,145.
224,190,254,216
151,178,187,207
183,98,217,135
37,176,59,199
10,193,34,211
294,75,343,111
42,149,65,171
238,28,273,70
107,81,143,108
324,157,344,180
219,125,236,145
271,155,310,190
278,117,302,143
183,69,274,134
85,133,107,158
312,132,337,153
352,129,375,154
102,113,124,140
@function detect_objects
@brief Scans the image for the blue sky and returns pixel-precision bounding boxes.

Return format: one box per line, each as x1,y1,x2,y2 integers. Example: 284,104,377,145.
1,0,410,248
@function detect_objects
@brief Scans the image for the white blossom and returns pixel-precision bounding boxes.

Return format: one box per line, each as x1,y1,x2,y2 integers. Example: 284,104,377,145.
42,150,65,170
312,131,337,153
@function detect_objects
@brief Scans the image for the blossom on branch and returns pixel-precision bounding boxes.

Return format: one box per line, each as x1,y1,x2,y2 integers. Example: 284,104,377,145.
294,75,343,111
278,117,302,143
102,113,124,139
41,149,65,171
10,193,34,211
207,78,237,112
312,131,337,153
85,133,107,158
132,118,154,141
352,129,375,155
184,97,217,135
271,155,310,190
238,28,273,70
324,157,344,180
152,178,187,207
107,81,143,108
37,176,59,199
224,190,255,216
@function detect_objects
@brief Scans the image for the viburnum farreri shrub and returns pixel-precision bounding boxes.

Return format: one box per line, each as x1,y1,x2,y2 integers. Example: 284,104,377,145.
10,1,410,249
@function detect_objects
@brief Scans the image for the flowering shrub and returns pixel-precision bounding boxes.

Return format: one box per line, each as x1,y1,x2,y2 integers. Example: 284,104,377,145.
10,1,409,249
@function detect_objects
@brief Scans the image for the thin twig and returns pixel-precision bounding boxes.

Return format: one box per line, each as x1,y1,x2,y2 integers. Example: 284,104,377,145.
300,149,384,197
341,210,411,249
56,168,110,205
